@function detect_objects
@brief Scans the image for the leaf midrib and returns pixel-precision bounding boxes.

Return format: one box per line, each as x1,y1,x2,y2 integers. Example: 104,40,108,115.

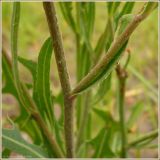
3,134,45,158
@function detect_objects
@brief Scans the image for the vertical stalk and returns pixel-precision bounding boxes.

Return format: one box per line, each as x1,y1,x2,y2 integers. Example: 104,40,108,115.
76,91,91,151
116,65,127,158
43,2,74,157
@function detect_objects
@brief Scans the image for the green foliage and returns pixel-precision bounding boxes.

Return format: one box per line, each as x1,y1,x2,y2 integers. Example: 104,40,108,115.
2,1,157,158
2,126,49,158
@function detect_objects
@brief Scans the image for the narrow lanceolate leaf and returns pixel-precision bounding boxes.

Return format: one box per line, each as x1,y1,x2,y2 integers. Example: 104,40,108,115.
59,2,76,32
33,37,54,125
2,127,49,158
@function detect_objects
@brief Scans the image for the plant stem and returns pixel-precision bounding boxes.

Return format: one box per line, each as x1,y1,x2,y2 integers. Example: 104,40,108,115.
70,2,157,96
43,2,74,157
116,65,127,158
127,130,158,149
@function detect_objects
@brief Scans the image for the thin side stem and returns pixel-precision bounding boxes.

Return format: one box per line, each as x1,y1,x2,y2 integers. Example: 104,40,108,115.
43,2,74,158
116,65,127,158
70,2,157,96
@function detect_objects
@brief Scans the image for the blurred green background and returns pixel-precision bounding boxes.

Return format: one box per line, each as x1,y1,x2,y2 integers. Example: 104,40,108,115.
2,2,158,158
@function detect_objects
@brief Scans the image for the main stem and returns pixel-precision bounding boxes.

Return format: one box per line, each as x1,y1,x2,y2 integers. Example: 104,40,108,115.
43,2,74,158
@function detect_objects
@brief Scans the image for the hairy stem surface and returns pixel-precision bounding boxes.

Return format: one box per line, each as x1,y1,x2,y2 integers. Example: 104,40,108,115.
43,2,74,157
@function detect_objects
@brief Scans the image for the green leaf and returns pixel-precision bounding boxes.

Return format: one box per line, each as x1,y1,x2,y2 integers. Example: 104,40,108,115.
2,127,49,158
59,2,76,32
33,37,54,124
33,38,65,153
127,102,144,129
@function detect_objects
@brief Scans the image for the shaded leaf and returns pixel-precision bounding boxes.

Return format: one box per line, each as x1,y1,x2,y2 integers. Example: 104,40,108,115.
2,127,49,158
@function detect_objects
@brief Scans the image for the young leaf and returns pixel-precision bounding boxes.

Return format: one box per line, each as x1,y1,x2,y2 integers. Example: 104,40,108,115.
2,127,49,158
